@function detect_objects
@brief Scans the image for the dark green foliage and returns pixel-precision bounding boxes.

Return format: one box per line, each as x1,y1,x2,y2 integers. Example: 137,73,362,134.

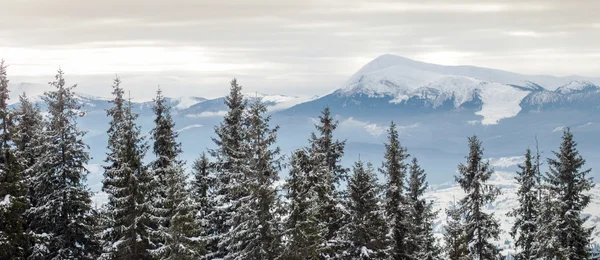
539,129,595,259
507,149,539,260
406,158,441,260
455,136,501,259
0,60,29,259
28,70,98,259
282,149,326,260
381,121,410,259
341,160,387,259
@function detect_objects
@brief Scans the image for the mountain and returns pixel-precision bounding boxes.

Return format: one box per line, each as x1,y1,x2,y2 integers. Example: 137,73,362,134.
8,54,600,187
280,54,600,125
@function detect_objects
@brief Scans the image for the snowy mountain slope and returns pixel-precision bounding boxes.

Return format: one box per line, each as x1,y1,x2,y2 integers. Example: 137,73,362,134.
281,54,600,125
427,171,600,256
352,54,600,91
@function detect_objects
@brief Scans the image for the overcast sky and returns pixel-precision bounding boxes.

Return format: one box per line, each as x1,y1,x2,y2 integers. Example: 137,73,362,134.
2,0,600,100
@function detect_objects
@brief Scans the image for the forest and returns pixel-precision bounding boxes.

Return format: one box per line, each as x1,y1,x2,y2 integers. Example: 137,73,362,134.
0,62,597,260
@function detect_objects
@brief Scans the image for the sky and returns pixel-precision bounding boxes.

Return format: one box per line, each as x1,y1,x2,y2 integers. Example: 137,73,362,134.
1,0,600,100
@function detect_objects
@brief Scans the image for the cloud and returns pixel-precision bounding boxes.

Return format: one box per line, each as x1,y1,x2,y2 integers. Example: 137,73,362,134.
177,124,203,133
340,117,419,137
186,111,228,118
1,0,599,100
553,126,565,132
340,117,386,136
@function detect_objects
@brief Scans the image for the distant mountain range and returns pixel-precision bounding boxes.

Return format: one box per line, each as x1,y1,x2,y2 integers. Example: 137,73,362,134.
9,54,600,254
8,54,600,185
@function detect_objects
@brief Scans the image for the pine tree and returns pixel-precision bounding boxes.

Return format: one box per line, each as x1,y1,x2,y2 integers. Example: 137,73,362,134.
221,99,282,259
100,77,126,259
406,158,441,260
507,149,539,260
190,153,215,255
282,149,326,260
307,107,348,258
341,159,387,259
0,59,29,259
444,201,468,260
13,92,44,259
28,69,98,259
149,88,203,259
455,136,501,259
101,83,154,259
208,79,249,258
542,129,595,259
381,121,410,259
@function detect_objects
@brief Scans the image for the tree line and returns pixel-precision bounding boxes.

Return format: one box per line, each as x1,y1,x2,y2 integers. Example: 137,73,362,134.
0,63,596,259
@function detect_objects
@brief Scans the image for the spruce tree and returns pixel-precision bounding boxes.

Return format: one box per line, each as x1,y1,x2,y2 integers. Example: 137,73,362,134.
341,159,387,259
190,153,215,254
307,107,348,257
13,92,44,259
28,69,98,259
381,121,410,259
0,59,29,259
221,99,282,259
282,149,326,260
406,158,441,260
444,201,467,260
542,129,595,259
102,84,154,259
100,77,126,259
455,136,501,259
507,149,539,260
208,79,249,258
149,88,203,259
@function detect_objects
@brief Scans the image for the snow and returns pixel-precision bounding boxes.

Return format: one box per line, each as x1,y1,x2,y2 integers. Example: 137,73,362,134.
488,156,525,168
427,171,600,255
474,82,529,125
174,96,206,110
339,57,530,125
352,54,600,91
555,80,598,94
0,194,11,207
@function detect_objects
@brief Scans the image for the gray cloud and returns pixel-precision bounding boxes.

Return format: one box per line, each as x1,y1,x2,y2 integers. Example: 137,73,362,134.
1,0,599,100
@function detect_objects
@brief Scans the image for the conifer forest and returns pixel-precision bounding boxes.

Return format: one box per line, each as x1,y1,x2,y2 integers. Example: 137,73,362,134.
0,62,598,260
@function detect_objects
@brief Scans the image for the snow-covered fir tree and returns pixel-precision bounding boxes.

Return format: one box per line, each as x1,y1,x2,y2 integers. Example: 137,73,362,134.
208,79,249,259
149,88,203,259
406,158,441,260
380,121,410,259
282,149,326,259
220,99,282,259
506,148,539,260
340,159,387,259
0,60,29,259
27,70,99,259
190,152,216,255
443,201,468,260
101,83,155,260
455,136,501,259
306,107,348,258
99,77,126,259
12,92,45,259
539,129,595,259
